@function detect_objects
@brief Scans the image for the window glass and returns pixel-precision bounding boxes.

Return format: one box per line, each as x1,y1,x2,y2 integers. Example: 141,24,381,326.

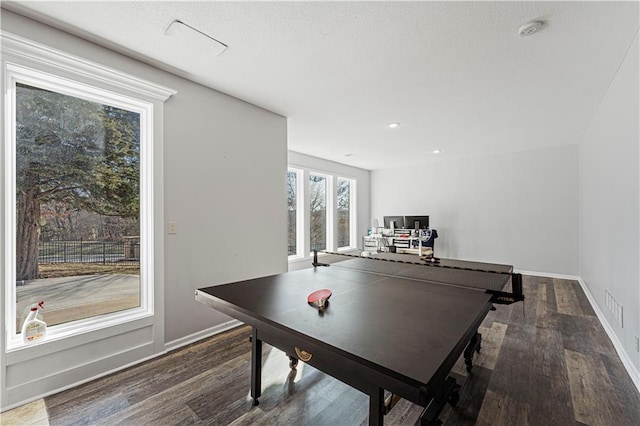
337,178,351,248
287,170,297,256
309,174,327,252
15,82,141,331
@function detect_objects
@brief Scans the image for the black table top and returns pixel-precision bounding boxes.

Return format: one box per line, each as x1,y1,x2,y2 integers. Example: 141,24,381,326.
196,260,495,388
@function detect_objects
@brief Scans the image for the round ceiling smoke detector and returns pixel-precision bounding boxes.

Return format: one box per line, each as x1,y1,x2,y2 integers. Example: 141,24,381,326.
519,20,545,37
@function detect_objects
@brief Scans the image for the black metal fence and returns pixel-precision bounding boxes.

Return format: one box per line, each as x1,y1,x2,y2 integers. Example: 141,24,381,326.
39,240,140,265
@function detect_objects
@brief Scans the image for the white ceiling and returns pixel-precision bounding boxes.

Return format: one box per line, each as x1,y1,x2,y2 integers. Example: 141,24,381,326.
3,1,639,170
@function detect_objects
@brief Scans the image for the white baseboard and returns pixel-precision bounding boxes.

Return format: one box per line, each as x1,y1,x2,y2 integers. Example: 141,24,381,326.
515,269,581,281
575,277,640,392
164,319,243,353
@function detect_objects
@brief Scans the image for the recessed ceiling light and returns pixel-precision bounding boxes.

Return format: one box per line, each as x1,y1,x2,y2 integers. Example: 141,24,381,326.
344,153,355,157
432,149,442,154
388,122,400,129
519,20,545,37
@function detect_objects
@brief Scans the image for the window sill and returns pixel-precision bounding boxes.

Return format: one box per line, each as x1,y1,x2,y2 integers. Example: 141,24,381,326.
6,307,153,354
288,255,312,265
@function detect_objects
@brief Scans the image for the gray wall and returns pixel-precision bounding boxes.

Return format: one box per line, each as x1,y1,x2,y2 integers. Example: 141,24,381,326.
370,145,579,275
579,33,639,373
163,68,288,344
1,10,287,409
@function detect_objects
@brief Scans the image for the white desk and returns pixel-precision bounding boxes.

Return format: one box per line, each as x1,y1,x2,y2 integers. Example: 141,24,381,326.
363,234,433,256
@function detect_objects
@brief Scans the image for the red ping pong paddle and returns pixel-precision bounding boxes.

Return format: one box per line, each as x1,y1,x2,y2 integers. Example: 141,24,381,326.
308,288,332,310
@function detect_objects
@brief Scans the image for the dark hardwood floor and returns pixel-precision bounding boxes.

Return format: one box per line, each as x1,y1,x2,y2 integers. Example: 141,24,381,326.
29,276,640,424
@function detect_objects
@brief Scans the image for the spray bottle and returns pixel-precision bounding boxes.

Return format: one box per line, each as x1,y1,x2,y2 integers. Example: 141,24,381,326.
21,301,47,344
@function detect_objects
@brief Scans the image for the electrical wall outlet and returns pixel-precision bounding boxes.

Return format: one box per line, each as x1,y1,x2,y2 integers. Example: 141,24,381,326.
168,221,177,234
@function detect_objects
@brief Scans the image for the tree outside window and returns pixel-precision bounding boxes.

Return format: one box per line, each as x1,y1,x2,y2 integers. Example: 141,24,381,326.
309,174,327,251
15,82,141,330
337,178,351,248
287,170,297,255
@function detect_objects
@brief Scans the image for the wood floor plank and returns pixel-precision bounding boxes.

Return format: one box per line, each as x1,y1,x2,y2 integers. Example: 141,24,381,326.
47,393,129,425
306,382,369,426
475,322,508,371
560,314,618,357
486,321,536,403
185,354,254,424
600,353,640,424
543,275,559,313
535,283,563,332
568,280,597,317
564,348,617,425
475,389,530,426
535,280,549,322
528,326,575,425
380,398,423,426
451,321,507,377
0,399,49,426
504,276,537,331
555,278,585,316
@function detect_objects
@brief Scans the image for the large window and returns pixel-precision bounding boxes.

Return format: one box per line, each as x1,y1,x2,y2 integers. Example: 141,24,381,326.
14,82,142,332
337,178,354,249
309,174,328,252
287,166,356,258
2,37,173,349
287,168,301,256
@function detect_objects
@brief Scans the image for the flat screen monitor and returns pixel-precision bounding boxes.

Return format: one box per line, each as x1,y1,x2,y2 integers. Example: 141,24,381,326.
383,216,405,229
404,215,429,230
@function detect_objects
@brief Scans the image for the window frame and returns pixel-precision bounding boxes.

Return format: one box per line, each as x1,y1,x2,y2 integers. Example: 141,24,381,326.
287,164,357,260
287,167,304,259
1,31,175,351
336,177,357,250
308,172,333,254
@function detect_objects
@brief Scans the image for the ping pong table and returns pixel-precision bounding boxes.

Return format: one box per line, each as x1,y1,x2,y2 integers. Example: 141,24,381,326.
196,251,523,425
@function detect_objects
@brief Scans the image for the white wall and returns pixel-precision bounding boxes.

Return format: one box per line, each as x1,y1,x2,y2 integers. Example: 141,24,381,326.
288,151,370,271
579,32,639,373
371,145,579,275
1,10,287,409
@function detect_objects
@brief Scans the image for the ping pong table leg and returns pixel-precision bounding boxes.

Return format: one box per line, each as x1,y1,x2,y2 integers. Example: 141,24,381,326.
464,331,482,373
368,386,384,426
419,376,460,425
251,327,262,406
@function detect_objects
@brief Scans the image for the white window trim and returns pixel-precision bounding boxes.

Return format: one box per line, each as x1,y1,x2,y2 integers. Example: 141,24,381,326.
349,179,357,249
1,31,176,351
